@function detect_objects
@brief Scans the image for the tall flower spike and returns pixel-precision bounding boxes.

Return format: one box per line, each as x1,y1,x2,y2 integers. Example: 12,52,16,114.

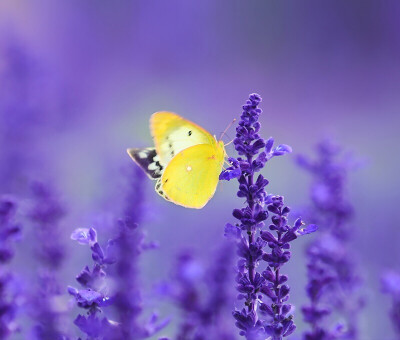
113,166,147,338
113,166,169,339
0,196,22,339
297,140,364,340
169,242,236,340
222,94,316,340
70,166,169,339
69,227,117,339
28,182,70,339
0,37,38,194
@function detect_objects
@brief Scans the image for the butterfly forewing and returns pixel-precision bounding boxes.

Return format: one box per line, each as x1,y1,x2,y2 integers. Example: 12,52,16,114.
151,112,215,165
127,147,164,179
160,144,225,209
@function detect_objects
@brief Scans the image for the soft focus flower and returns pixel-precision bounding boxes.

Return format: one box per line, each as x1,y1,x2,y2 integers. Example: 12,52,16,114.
297,140,364,340
28,182,70,339
167,242,236,340
382,271,400,336
29,182,66,269
222,94,316,340
113,166,169,339
0,35,82,195
0,196,22,339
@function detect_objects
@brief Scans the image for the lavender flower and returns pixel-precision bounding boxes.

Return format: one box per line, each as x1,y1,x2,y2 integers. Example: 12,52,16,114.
29,182,66,269
28,182,70,339
0,196,22,338
0,35,85,194
297,140,364,340
382,271,400,337
113,166,146,336
169,242,236,340
70,166,168,339
222,94,316,340
0,37,38,193
112,220,168,339
112,166,169,339
69,227,117,339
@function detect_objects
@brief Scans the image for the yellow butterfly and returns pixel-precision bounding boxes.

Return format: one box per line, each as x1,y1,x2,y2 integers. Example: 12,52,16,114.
127,112,226,209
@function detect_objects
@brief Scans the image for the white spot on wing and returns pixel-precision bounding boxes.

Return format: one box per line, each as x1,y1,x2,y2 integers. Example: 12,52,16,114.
148,163,158,171
138,151,147,159
187,166,192,172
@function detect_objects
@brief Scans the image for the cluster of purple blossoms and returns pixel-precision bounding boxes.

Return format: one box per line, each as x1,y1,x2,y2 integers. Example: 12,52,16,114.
69,167,168,339
0,196,22,338
168,242,236,340
69,227,117,339
27,181,70,339
297,140,364,340
221,94,317,340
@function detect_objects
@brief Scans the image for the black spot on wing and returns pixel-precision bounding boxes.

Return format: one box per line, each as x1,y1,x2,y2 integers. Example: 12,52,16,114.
188,130,192,136
167,142,175,157
127,148,164,180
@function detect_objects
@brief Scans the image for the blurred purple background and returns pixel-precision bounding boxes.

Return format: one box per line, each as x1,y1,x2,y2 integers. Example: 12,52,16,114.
1,1,400,339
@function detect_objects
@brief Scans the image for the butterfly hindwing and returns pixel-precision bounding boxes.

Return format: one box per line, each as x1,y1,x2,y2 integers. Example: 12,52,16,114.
150,112,215,165
160,143,225,209
127,148,164,180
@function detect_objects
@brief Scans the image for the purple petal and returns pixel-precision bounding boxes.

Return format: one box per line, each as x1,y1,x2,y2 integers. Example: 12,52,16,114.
71,228,93,245
272,144,292,156
296,224,318,236
265,138,274,153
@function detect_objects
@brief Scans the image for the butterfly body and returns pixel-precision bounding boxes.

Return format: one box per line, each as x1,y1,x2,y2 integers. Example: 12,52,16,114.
127,112,226,209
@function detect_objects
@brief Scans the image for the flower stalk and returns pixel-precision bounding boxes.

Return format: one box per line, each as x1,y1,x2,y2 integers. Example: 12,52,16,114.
222,94,316,340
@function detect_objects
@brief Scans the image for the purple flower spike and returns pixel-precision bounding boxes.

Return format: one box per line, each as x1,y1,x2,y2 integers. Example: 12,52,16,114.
298,140,364,340
223,94,316,340
70,166,169,339
113,166,169,339
168,243,236,339
0,196,21,338
27,182,70,339
69,226,117,338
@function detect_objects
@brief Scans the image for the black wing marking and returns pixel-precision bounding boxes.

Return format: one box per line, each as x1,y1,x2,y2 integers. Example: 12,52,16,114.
155,178,170,201
127,147,164,180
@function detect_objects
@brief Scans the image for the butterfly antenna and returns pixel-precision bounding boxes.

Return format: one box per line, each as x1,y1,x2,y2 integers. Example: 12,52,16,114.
224,139,234,147
219,118,236,141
